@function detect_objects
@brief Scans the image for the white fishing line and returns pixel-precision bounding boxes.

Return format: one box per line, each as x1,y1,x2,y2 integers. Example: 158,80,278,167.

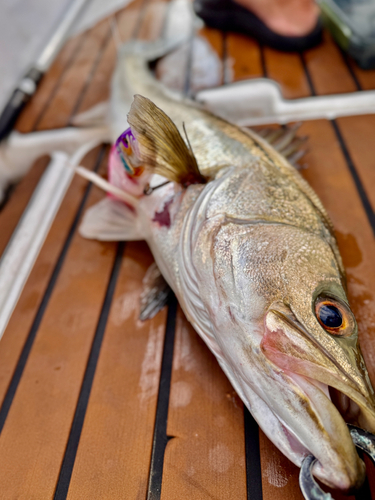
73,164,139,206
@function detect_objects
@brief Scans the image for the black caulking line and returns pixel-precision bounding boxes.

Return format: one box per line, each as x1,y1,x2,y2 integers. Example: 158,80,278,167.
300,53,316,96
244,408,263,500
147,294,178,500
331,120,375,237
0,146,106,434
260,44,268,78
32,33,88,131
68,26,114,123
338,47,362,92
54,241,125,500
300,52,375,235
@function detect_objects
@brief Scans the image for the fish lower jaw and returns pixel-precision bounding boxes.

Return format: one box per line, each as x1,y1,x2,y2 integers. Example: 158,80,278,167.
282,372,367,491
275,417,365,492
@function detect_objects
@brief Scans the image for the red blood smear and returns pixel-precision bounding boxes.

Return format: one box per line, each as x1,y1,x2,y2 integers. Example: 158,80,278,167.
152,198,173,227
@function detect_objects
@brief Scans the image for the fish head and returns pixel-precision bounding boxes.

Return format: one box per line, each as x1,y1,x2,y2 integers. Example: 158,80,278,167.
191,216,375,492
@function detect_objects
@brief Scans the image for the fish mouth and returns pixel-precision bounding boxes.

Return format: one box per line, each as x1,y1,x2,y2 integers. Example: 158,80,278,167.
260,304,375,491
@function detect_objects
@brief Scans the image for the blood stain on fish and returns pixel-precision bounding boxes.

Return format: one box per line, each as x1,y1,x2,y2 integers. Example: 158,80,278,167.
152,198,173,227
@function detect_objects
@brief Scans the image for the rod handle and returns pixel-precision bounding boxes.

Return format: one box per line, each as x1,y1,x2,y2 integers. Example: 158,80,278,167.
0,68,43,142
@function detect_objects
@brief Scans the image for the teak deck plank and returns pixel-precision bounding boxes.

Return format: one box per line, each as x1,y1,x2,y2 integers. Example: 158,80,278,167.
0,30,88,258
66,242,166,500
0,11,117,259
64,5,170,499
0,147,103,409
263,48,310,98
335,115,375,219
303,31,357,95
198,27,224,74
73,1,144,117
37,19,111,130
350,60,375,90
0,156,49,258
16,34,85,134
226,33,263,82
161,311,247,500
0,161,117,500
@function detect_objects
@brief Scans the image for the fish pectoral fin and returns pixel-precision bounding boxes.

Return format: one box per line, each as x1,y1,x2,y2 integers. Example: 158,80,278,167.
256,123,308,169
139,262,171,321
127,95,206,186
79,197,144,241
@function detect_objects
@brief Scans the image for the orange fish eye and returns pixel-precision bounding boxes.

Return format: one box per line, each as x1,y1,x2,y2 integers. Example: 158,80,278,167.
315,298,354,336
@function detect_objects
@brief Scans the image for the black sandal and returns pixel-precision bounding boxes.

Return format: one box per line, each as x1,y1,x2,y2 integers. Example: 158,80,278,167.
194,0,323,52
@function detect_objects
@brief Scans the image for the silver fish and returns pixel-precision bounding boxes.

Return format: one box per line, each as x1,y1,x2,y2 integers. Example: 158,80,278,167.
79,28,375,493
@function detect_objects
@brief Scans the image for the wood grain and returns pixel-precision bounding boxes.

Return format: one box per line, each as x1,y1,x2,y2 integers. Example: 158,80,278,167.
37,19,111,130
0,147,104,407
263,48,310,98
349,58,375,90
16,33,85,133
161,310,247,500
335,115,375,213
303,31,357,95
72,1,144,117
66,242,166,500
0,186,117,500
0,156,49,258
226,33,263,82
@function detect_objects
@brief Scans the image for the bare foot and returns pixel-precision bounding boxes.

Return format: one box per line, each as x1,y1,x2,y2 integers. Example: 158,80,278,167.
233,0,320,37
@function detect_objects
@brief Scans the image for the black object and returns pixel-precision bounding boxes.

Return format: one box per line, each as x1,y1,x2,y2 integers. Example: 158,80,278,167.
320,0,375,69
0,0,91,142
0,67,43,142
194,0,323,52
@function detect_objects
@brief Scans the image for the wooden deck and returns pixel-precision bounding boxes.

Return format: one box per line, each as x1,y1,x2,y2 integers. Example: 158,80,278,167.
1,1,375,498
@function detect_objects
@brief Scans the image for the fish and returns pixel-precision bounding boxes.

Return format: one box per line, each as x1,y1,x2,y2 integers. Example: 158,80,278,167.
75,12,375,495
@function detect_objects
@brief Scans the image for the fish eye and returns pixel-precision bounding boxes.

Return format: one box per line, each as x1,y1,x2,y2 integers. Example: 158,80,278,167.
315,297,355,336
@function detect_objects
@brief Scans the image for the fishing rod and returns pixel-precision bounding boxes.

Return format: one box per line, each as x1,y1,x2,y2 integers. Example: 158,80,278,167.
0,0,92,142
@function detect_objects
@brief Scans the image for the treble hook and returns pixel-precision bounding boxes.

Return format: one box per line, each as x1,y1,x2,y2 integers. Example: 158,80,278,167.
299,425,375,500
299,455,332,500
348,424,375,464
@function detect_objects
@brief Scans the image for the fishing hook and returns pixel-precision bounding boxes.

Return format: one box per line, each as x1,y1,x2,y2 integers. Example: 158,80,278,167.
299,425,375,500
348,424,375,464
299,455,332,500
143,181,171,195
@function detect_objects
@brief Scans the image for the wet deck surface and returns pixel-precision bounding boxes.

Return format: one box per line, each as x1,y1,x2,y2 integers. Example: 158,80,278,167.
1,1,375,499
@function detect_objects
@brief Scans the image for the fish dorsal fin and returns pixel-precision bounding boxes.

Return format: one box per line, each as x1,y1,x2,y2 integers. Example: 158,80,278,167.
128,95,206,186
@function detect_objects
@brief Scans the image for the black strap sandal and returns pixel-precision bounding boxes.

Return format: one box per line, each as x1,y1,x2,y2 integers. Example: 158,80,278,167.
194,0,323,52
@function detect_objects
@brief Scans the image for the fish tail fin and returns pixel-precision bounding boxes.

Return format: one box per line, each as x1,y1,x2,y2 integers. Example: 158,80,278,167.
128,95,206,186
118,0,198,61
79,197,144,241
